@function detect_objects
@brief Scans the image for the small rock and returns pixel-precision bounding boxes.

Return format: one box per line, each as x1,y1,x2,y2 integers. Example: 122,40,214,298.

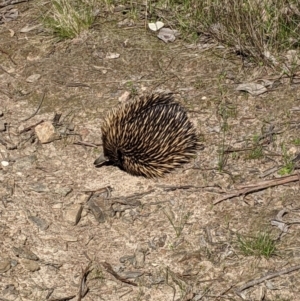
21,259,40,272
236,82,267,96
31,183,49,193
119,270,144,279
26,74,41,83
58,126,67,135
10,259,18,267
134,245,148,268
2,284,18,297
151,275,165,285
119,255,135,264
12,246,39,260
1,161,9,167
67,123,75,131
61,235,78,242
13,155,37,171
157,28,179,43
0,121,6,132
0,110,3,117
35,121,60,143
105,52,120,59
54,186,72,197
288,146,297,155
0,258,11,273
64,204,83,225
76,193,89,204
28,215,50,230
19,89,31,96
52,203,63,209
87,198,106,223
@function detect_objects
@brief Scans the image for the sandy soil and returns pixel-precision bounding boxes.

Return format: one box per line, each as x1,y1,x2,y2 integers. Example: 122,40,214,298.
0,2,300,301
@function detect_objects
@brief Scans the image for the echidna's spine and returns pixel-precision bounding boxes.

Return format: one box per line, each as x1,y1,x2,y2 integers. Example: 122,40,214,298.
98,93,200,178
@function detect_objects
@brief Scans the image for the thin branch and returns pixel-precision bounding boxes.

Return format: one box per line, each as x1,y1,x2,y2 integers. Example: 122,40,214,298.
19,120,44,134
22,92,46,122
236,264,300,293
73,140,101,147
0,0,32,8
77,263,92,301
214,173,300,205
101,262,138,287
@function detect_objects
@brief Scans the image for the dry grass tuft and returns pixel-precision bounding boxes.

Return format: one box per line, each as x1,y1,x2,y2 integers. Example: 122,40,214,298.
42,0,96,39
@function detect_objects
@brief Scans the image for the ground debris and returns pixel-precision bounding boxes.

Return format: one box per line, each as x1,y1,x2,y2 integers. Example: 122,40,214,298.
35,121,60,143
101,261,138,287
235,264,300,295
214,173,300,204
12,246,39,261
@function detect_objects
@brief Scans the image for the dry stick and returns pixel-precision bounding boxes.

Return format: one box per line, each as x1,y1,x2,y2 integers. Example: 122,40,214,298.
214,285,233,300
101,262,138,287
77,263,92,301
157,184,204,191
0,0,33,8
0,47,17,65
19,120,44,134
213,174,300,205
73,140,101,147
236,264,300,293
48,295,76,301
22,92,46,122
66,82,91,88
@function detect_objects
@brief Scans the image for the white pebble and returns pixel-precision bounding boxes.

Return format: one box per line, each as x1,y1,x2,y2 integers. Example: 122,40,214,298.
1,161,9,167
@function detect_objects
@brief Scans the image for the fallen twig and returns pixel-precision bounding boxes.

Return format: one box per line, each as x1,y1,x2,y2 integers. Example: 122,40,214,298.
74,140,101,147
48,295,76,301
0,137,17,150
0,47,17,64
66,82,91,88
157,184,220,191
157,184,199,191
236,264,300,294
77,263,92,301
19,120,44,134
101,262,138,286
214,173,300,205
110,189,155,201
0,0,33,7
22,92,45,122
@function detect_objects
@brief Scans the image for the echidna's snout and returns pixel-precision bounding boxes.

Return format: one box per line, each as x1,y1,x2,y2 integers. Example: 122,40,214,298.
94,154,109,167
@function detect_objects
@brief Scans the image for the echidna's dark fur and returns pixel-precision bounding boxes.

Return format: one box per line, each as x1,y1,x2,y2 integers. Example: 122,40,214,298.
97,93,200,178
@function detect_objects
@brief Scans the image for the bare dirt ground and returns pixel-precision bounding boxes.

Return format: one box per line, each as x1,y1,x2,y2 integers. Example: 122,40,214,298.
1,2,300,301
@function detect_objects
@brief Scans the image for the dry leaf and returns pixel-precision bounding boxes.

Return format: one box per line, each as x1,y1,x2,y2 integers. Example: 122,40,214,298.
20,24,40,33
105,53,120,59
236,82,267,96
157,28,179,43
9,28,15,37
148,21,164,31
26,74,41,83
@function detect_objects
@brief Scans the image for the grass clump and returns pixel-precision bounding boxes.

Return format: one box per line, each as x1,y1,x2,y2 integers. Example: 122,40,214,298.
246,134,264,160
217,101,237,171
43,0,95,39
106,0,300,65
292,138,300,146
278,145,295,175
170,0,300,64
163,205,191,238
237,231,276,258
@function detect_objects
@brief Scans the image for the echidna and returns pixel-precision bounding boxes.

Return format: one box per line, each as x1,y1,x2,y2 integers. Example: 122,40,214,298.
94,93,200,178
